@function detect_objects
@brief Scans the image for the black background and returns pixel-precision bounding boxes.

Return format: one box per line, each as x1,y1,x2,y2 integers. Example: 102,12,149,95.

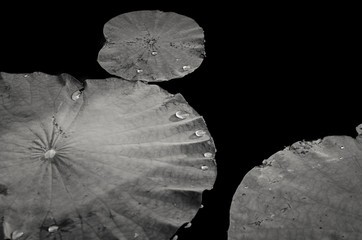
0,3,360,239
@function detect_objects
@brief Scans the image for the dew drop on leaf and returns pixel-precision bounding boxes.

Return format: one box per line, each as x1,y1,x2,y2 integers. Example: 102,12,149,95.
184,222,192,228
201,165,209,171
48,225,59,233
195,130,206,137
71,90,82,101
175,111,189,120
182,65,191,71
11,230,24,240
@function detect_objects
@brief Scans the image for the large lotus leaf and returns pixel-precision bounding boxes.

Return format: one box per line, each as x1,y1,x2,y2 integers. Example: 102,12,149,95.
0,72,216,240
229,128,362,239
97,10,205,82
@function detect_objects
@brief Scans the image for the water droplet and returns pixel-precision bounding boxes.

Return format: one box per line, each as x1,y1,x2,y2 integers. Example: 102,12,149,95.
172,235,178,240
340,146,345,149
339,157,343,160
136,69,143,73
201,165,208,171
48,225,59,233
182,65,191,71
200,204,204,208
175,111,189,119
195,130,206,137
44,149,56,159
184,222,192,228
24,74,29,78
151,51,158,56
71,90,82,101
204,152,213,158
11,230,24,239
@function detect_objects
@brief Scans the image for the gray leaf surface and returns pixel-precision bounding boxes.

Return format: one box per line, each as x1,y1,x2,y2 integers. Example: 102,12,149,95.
229,125,362,239
97,10,205,82
0,72,216,240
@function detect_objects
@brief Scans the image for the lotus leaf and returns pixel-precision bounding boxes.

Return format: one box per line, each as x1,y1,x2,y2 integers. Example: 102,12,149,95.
0,72,216,240
97,10,205,82
229,127,362,239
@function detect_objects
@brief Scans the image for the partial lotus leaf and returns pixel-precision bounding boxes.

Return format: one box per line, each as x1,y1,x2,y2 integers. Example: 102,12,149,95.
97,10,205,82
0,72,216,240
229,127,362,239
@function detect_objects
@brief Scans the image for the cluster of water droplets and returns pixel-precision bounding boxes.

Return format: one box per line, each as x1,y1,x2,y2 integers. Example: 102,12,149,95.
339,145,345,160
174,110,214,172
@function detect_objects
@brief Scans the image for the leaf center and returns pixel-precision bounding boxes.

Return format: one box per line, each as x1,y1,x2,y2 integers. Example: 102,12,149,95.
44,149,56,159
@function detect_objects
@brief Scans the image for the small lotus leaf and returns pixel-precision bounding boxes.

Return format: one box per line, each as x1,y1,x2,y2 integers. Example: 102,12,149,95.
97,10,205,82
